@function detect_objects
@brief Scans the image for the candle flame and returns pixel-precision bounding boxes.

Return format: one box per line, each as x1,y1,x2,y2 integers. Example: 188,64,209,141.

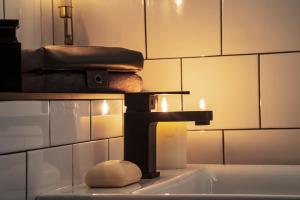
102,100,109,115
161,97,168,112
199,98,206,110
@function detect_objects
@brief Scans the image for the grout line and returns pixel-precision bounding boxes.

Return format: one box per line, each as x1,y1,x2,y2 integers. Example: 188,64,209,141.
145,50,300,60
71,144,74,187
40,0,43,45
48,101,52,146
0,136,124,156
89,100,92,141
220,0,223,55
222,130,225,164
25,152,28,200
187,127,300,132
51,0,55,45
143,0,148,59
3,0,5,19
258,54,262,128
107,139,110,160
180,58,184,111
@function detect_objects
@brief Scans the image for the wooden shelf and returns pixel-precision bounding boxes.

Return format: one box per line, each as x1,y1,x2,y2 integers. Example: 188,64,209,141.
0,92,124,100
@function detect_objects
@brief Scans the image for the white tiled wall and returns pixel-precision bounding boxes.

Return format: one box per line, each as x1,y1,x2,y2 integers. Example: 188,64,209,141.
50,101,90,145
73,140,108,185
0,100,124,200
182,55,259,129
147,0,220,58
0,153,26,200
27,145,72,200
0,101,49,154
225,129,300,164
187,131,223,164
0,0,3,19
40,0,53,45
5,0,42,49
223,0,300,54
260,53,300,128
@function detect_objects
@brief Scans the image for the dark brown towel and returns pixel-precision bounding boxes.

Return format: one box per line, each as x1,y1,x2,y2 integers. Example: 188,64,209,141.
22,45,144,72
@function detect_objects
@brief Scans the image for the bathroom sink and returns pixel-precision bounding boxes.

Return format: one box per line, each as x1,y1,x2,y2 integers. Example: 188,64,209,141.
38,165,300,200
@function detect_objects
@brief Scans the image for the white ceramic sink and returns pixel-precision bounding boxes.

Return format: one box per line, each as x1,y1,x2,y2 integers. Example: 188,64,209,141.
38,165,300,200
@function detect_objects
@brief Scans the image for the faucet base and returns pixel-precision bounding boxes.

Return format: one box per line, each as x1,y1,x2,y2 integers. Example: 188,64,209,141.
142,171,160,179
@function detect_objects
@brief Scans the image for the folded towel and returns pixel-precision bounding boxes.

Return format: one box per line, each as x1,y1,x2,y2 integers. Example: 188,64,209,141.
22,71,142,93
22,45,144,72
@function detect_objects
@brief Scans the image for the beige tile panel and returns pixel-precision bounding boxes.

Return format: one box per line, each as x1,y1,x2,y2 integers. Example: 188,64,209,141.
225,129,300,164
70,0,145,55
139,59,182,111
223,0,300,54
109,137,124,160
147,0,220,58
40,0,53,45
187,131,223,164
261,53,300,128
182,55,259,129
0,0,3,19
5,0,42,49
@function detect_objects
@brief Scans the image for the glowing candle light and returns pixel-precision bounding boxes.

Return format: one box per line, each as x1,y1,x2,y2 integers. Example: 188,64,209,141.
161,97,168,112
199,98,206,111
102,100,109,115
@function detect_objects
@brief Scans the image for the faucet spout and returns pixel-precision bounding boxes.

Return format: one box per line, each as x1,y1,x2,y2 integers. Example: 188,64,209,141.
124,92,213,178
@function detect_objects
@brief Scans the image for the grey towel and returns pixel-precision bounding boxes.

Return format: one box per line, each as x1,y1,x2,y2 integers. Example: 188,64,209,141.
22,45,144,73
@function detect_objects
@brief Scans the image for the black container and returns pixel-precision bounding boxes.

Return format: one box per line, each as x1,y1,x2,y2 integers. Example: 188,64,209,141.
0,20,22,92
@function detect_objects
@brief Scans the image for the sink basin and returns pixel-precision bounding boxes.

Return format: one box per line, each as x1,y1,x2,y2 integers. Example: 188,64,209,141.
38,165,300,200
134,165,300,196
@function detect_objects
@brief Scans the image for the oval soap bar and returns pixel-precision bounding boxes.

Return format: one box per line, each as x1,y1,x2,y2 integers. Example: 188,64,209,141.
85,160,142,188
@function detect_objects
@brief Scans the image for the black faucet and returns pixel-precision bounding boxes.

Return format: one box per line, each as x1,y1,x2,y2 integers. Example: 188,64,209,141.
124,91,213,179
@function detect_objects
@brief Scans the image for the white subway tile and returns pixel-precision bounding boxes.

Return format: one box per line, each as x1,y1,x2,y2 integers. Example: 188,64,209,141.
187,131,223,164
138,59,182,111
225,129,300,164
50,101,90,145
40,0,53,45
147,0,220,58
73,140,108,185
0,101,49,154
91,100,123,140
0,0,3,19
182,55,259,129
223,0,300,54
0,153,26,200
5,0,42,49
261,53,300,128
52,0,145,55
27,145,72,200
109,137,124,160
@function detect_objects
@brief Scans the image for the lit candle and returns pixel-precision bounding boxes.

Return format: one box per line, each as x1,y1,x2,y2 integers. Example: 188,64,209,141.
156,97,187,169
199,98,206,110
92,100,123,138
60,0,72,7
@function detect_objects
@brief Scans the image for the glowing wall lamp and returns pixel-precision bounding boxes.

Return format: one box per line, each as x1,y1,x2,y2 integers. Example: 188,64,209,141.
58,0,74,45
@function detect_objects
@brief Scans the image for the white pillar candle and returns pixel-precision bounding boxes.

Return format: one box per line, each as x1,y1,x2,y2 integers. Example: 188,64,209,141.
156,122,187,169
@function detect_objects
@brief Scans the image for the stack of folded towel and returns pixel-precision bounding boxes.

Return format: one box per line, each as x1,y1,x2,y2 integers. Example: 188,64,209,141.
21,45,143,93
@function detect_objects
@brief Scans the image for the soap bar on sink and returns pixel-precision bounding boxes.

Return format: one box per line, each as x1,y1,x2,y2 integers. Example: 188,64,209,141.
85,160,142,188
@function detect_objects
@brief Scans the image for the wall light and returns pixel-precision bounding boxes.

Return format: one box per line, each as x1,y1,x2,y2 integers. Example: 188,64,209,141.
58,0,74,45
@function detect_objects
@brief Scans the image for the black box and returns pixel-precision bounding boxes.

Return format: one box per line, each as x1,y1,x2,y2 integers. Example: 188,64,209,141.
0,20,22,92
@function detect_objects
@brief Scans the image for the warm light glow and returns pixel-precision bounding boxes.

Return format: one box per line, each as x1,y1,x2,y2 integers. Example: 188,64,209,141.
161,97,168,112
175,0,183,6
199,98,206,110
102,100,109,115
